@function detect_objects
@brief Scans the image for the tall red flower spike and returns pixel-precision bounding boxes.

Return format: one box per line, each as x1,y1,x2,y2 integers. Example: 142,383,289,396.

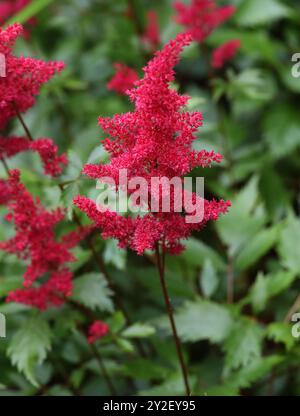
174,0,235,42
107,63,139,96
0,170,92,310
211,39,241,69
0,24,64,128
74,33,230,255
0,136,68,177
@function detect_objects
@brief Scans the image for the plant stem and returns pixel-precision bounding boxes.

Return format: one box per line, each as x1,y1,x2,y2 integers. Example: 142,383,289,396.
13,103,34,141
89,343,117,396
155,244,191,396
1,158,10,175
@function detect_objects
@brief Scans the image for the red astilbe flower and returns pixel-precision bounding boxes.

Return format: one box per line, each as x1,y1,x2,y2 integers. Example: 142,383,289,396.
174,0,235,42
211,39,240,69
0,136,68,176
87,320,109,344
107,63,139,95
0,170,91,310
142,10,160,51
0,24,64,128
74,33,230,255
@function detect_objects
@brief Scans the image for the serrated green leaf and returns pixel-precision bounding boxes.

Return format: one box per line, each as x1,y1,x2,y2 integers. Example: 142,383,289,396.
159,299,233,343
71,273,114,312
7,317,52,387
267,323,296,351
223,318,264,374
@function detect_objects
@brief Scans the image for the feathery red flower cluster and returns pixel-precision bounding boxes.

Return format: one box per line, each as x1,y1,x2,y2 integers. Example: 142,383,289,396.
0,170,91,310
211,39,240,69
87,320,109,344
0,136,67,176
0,24,64,128
142,10,160,51
74,33,230,255
174,0,235,42
107,63,139,95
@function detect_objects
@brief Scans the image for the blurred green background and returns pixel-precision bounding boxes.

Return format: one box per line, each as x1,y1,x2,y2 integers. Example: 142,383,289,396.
0,0,300,396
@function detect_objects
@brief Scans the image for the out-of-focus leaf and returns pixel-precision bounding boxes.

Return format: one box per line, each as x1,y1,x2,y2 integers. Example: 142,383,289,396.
267,323,296,351
235,226,279,270
159,299,233,344
277,215,300,273
249,271,296,313
200,260,219,298
223,318,264,374
235,0,291,27
7,317,52,387
122,323,155,339
71,273,114,312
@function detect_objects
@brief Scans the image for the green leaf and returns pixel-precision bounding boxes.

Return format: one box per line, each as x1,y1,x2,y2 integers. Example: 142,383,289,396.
249,271,296,313
235,0,290,27
200,260,219,298
223,318,264,374
71,273,114,312
267,323,296,351
0,277,21,297
225,356,284,389
235,226,279,270
277,215,300,273
122,323,155,338
6,0,57,25
7,317,52,387
104,240,126,270
216,176,267,257
263,104,300,159
181,238,225,271
160,299,233,344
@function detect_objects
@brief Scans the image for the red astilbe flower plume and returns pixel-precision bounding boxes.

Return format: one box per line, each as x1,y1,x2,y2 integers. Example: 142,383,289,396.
0,24,64,128
0,170,91,310
107,63,139,95
74,33,230,255
174,0,235,42
211,39,240,69
0,136,68,176
87,320,109,344
142,10,160,51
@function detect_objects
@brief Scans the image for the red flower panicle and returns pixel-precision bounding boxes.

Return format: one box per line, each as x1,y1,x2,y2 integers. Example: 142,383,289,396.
174,0,235,42
87,320,109,344
0,136,67,176
107,63,139,95
211,39,240,69
74,33,230,255
142,10,160,51
0,170,91,310
0,24,64,128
